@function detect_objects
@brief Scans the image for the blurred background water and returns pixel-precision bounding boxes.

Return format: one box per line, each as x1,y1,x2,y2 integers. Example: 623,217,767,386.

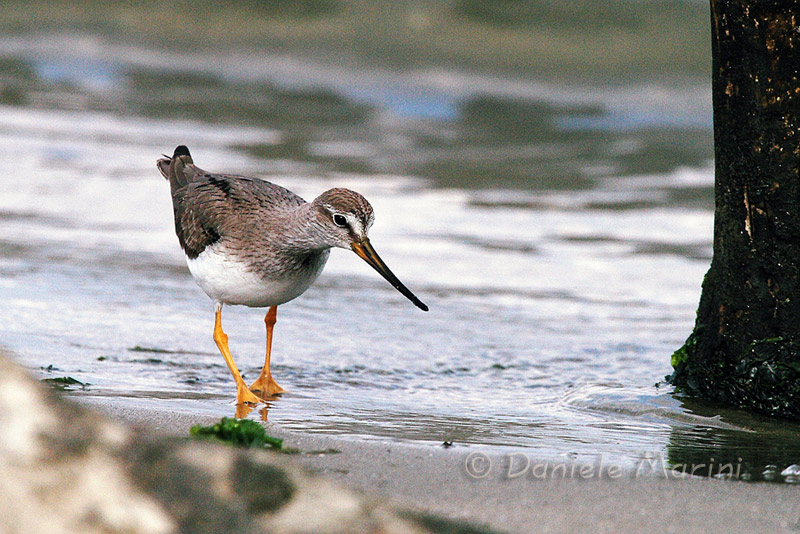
1,0,799,480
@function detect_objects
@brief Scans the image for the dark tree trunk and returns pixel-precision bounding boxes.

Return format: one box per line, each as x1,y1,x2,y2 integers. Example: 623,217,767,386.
668,1,800,418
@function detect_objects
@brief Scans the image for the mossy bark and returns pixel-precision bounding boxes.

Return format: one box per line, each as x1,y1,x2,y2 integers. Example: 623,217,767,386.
668,1,800,418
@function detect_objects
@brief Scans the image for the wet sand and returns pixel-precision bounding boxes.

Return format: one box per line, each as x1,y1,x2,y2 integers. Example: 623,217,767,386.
82,397,799,534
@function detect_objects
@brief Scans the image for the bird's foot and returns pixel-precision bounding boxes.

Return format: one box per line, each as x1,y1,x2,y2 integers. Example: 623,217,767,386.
236,383,263,406
250,374,286,398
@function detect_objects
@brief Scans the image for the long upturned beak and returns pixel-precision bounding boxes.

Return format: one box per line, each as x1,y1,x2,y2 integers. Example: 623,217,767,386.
351,238,428,311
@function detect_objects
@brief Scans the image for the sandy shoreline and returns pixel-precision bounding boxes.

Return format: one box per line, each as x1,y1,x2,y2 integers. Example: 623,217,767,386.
77,396,799,534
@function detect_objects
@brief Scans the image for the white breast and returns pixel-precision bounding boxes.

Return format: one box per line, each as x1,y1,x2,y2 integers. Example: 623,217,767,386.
186,244,328,308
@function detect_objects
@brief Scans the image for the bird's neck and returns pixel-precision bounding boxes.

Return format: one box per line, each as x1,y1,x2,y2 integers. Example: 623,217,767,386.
282,202,332,254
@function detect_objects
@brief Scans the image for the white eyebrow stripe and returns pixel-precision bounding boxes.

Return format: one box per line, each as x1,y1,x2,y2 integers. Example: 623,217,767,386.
323,205,369,238
346,213,364,236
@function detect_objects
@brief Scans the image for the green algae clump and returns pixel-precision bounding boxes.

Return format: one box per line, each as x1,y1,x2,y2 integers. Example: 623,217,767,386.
190,417,283,450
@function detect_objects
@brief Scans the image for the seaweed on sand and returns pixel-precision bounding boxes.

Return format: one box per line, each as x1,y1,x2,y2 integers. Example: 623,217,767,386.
189,417,283,451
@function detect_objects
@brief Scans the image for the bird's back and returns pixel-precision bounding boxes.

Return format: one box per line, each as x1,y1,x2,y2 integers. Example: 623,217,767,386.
157,146,306,260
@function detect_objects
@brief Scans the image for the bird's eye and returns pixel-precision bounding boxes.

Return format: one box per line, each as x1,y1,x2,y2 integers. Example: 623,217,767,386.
333,214,348,227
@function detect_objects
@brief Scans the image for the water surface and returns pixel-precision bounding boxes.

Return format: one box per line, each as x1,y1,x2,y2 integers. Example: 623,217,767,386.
2,0,800,482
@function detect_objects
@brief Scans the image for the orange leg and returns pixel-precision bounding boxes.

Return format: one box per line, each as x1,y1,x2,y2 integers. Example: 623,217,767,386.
250,305,286,397
213,305,261,406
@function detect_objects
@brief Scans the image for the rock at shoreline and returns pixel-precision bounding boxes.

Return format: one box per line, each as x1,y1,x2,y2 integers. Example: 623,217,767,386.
0,352,496,534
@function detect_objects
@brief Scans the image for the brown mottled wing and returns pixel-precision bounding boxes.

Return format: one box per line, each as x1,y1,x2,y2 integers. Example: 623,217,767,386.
171,169,305,259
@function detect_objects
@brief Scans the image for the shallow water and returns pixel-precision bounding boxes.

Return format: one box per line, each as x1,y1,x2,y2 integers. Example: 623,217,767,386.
2,2,800,482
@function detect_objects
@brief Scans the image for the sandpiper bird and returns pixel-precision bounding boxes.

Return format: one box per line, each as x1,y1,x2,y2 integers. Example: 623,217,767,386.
158,145,427,406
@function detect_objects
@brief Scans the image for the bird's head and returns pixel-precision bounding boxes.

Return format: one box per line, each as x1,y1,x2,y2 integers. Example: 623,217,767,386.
311,188,428,311
313,188,375,249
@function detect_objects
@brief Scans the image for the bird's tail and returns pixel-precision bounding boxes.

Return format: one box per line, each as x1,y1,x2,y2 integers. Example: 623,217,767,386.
157,145,194,191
